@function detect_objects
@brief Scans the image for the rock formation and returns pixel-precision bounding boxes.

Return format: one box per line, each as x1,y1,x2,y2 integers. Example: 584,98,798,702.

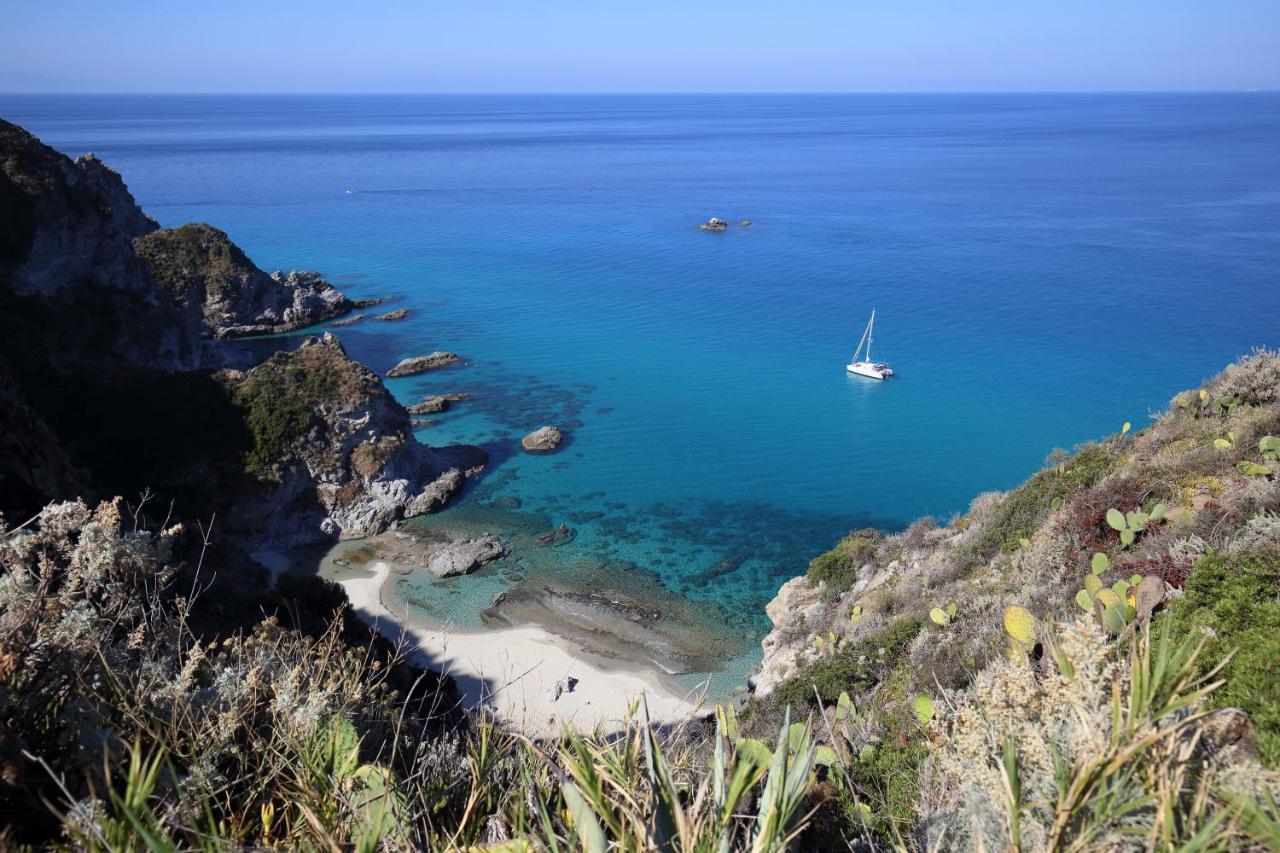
425,534,507,577
374,308,407,321
134,224,356,339
218,333,485,546
407,392,468,414
0,118,484,543
387,352,459,377
521,425,564,453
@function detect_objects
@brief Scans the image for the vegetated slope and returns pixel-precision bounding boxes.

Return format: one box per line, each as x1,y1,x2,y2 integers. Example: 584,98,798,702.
746,349,1280,844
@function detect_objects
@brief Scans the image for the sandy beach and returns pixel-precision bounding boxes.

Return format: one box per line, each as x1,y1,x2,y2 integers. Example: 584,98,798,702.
338,561,706,737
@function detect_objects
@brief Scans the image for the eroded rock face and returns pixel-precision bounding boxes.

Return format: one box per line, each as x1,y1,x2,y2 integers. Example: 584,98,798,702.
521,425,564,453
387,352,459,377
218,334,485,547
0,121,200,373
425,535,506,578
752,575,828,698
133,224,355,339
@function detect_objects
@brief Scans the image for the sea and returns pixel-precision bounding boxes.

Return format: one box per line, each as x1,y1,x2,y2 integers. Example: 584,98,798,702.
5,93,1278,694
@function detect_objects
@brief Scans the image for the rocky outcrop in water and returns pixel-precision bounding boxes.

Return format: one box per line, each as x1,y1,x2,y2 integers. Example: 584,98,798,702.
521,425,564,453
387,352,459,377
374,308,407,321
408,392,468,414
425,535,506,577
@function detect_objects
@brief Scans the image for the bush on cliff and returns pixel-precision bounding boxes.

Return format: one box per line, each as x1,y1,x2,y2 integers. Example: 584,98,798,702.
806,527,880,597
1168,546,1280,766
227,344,364,479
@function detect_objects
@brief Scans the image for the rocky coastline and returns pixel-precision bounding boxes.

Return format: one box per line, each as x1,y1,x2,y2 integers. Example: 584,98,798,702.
0,118,483,547
0,116,712,732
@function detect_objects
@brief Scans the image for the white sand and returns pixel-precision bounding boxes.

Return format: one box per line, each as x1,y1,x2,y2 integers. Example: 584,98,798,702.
338,562,706,737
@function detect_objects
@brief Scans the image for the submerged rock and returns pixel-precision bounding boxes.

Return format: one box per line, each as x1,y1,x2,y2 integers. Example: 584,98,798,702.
329,313,365,328
387,352,459,377
425,535,507,578
521,425,564,453
374,308,408,321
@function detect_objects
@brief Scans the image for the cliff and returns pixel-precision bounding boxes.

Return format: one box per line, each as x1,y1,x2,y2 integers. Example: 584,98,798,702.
0,118,482,542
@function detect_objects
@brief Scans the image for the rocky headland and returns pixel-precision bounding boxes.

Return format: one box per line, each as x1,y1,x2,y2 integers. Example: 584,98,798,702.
0,118,483,545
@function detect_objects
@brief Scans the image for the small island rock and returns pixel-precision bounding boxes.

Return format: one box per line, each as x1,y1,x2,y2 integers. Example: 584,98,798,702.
699,217,728,232
425,535,506,578
374,308,407,321
521,425,564,453
407,392,469,415
387,352,458,377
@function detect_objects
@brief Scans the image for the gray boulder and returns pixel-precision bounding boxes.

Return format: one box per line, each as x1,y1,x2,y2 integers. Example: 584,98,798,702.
521,425,564,453
426,535,507,578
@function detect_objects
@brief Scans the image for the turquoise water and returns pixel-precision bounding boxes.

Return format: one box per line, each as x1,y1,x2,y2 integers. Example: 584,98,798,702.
6,94,1279,687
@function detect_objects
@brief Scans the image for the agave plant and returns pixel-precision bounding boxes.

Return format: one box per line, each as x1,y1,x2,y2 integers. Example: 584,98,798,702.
555,701,818,853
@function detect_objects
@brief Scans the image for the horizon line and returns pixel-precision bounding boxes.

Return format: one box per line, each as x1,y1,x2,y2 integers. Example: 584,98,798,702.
1,88,1276,97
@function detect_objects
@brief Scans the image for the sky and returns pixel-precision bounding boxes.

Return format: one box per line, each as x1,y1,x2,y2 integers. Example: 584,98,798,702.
3,0,1278,93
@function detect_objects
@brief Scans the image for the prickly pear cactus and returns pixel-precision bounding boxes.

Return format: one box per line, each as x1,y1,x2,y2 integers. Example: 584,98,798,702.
1003,605,1036,645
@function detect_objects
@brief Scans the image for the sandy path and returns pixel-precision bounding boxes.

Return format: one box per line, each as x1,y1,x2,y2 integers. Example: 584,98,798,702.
339,561,706,737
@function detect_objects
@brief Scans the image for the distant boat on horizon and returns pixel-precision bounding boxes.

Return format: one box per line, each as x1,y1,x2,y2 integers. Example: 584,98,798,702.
846,310,894,380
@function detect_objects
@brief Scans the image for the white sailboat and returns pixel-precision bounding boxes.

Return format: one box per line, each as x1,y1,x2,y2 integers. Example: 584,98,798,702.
846,310,894,379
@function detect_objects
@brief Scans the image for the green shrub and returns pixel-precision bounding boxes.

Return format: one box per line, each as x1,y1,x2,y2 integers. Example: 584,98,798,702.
844,724,928,839
773,617,923,709
960,443,1112,563
229,351,349,478
807,528,881,597
1165,550,1280,765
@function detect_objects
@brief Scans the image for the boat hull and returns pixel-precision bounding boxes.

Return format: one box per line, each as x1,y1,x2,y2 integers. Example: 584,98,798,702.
846,362,893,380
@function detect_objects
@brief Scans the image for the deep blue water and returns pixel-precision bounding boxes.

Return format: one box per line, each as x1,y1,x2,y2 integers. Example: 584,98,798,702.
5,94,1278,686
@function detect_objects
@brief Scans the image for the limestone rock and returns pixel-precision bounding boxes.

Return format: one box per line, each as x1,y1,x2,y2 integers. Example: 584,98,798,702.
521,425,564,453
408,392,468,415
133,224,356,339
387,352,459,377
425,535,507,578
374,308,407,321
753,575,827,698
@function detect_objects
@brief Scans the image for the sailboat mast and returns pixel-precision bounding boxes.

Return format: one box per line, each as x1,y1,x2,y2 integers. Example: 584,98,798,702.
867,310,875,362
